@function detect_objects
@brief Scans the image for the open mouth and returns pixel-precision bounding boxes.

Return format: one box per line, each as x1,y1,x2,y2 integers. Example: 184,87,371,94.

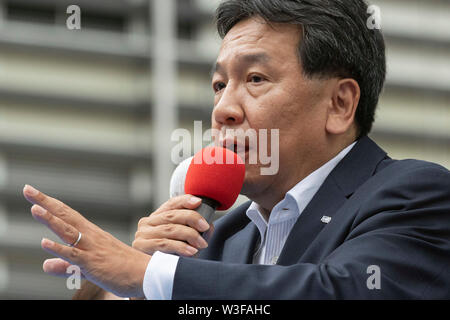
232,143,249,155
221,137,250,157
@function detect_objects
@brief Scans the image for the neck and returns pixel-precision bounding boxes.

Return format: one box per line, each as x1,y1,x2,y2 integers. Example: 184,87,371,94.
247,137,356,214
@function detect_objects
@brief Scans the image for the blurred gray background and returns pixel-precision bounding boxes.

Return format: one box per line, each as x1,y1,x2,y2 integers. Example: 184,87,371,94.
0,0,448,299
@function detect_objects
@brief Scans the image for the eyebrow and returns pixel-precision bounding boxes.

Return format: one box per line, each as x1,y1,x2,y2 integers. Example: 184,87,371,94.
211,53,271,77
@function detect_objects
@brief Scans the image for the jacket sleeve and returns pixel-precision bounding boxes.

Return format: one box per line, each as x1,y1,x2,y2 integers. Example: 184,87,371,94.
172,164,450,299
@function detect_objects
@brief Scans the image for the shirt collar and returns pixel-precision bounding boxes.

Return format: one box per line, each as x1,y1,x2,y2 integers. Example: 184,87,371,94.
246,141,357,240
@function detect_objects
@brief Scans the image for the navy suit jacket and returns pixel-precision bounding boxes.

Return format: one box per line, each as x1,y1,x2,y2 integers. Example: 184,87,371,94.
172,136,450,299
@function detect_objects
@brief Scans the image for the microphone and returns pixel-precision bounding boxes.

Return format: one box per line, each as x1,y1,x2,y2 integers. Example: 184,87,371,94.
169,156,193,198
184,146,245,225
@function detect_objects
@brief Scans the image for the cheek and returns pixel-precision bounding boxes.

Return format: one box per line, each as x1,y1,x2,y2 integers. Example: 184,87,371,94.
246,96,290,129
277,87,326,132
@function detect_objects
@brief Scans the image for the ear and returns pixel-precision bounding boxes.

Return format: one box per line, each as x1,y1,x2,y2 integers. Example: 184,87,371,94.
325,78,360,135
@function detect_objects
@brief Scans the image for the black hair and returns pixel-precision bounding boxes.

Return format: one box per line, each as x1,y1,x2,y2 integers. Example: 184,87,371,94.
215,0,386,138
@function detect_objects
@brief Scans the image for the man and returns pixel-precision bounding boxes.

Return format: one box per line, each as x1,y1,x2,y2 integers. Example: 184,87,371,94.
24,0,450,299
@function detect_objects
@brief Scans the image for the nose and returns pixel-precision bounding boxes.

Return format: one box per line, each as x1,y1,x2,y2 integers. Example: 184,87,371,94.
212,84,245,127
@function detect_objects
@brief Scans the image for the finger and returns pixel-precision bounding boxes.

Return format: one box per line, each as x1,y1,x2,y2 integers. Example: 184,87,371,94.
42,258,84,278
145,209,210,232
203,223,215,242
31,205,84,248
23,185,87,228
153,194,202,215
132,238,199,257
136,224,208,249
41,238,84,266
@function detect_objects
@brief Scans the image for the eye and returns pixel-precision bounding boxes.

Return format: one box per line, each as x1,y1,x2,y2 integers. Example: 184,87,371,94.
248,74,265,84
213,81,226,93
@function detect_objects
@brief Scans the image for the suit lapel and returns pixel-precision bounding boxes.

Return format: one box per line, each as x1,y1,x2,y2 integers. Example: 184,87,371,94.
221,221,259,264
277,136,388,266
276,176,346,265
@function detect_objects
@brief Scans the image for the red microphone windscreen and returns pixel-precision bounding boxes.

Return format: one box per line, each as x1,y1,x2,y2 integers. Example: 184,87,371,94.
184,146,245,210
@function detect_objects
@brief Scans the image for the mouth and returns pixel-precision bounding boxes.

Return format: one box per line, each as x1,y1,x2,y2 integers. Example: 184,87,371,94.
220,136,250,157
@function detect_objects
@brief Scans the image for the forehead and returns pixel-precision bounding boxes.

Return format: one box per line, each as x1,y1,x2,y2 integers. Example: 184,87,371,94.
217,17,301,63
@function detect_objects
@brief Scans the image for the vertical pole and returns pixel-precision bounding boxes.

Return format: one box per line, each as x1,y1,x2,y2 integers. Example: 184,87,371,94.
151,0,178,206
0,0,4,29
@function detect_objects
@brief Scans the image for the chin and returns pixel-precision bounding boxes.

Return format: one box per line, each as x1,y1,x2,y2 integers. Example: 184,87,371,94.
240,169,270,199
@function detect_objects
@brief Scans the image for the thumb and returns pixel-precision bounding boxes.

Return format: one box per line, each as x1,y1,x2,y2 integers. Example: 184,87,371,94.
153,194,202,215
43,258,84,278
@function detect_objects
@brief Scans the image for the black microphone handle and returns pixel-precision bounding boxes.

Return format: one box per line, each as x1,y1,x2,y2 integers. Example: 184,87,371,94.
193,197,220,259
196,197,220,225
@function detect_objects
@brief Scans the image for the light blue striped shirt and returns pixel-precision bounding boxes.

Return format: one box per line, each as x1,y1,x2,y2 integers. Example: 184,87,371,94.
142,142,356,299
247,141,356,265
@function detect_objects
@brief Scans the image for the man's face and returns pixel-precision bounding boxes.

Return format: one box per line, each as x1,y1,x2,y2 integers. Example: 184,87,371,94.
211,17,332,204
